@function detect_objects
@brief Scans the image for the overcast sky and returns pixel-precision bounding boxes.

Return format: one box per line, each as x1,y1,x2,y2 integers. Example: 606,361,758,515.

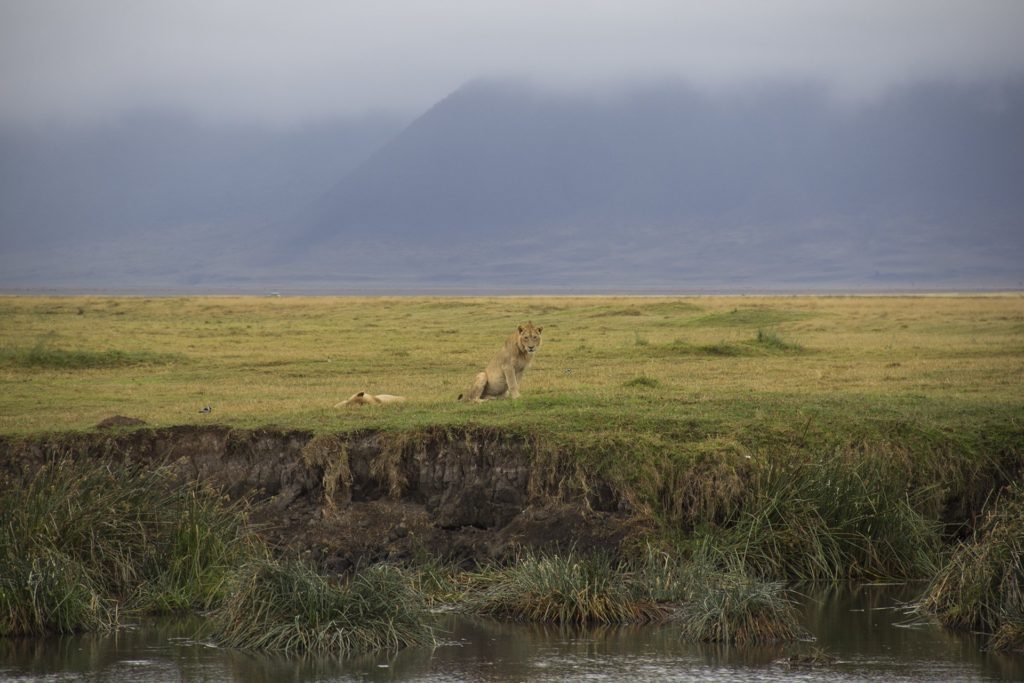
2,0,1024,127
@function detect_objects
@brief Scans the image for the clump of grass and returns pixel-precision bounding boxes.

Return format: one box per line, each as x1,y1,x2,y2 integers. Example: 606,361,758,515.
468,550,669,625
660,442,752,527
687,308,808,328
920,484,1024,652
465,547,803,644
633,331,650,346
658,339,746,357
0,343,182,369
677,569,805,644
755,329,803,352
210,560,435,654
624,375,660,389
656,331,804,358
701,341,745,356
0,457,260,636
696,447,941,582
402,550,475,606
132,487,264,613
634,547,805,644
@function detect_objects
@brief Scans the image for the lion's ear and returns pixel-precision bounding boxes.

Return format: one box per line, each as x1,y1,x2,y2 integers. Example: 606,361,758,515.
518,325,524,333
356,391,365,397
537,326,543,333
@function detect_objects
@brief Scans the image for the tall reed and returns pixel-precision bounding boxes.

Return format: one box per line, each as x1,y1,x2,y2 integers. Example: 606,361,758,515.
695,446,941,582
0,456,259,636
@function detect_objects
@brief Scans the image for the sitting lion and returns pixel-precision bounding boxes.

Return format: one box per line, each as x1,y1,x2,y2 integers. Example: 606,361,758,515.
458,322,543,402
335,391,406,407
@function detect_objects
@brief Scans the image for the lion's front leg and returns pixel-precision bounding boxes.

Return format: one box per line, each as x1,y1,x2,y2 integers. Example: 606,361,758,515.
503,365,521,399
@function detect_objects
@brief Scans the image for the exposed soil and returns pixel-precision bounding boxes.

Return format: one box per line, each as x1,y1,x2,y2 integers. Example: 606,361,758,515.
0,424,649,570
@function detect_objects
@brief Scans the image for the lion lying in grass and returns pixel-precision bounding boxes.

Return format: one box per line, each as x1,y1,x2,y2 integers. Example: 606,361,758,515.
458,322,543,402
335,392,406,407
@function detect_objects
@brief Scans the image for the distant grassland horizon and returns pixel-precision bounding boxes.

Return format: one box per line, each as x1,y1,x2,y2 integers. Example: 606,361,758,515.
0,294,1021,438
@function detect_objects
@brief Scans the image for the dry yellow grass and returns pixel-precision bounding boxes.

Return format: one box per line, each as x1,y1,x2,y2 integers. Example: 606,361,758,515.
0,294,1021,437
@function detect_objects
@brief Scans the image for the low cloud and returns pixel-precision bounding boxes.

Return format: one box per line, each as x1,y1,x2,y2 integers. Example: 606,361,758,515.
2,0,1024,126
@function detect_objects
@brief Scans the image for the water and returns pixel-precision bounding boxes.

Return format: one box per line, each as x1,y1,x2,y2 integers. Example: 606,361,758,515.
1,585,1020,682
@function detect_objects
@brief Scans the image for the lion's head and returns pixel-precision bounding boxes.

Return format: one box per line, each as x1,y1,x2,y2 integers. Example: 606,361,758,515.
516,321,543,355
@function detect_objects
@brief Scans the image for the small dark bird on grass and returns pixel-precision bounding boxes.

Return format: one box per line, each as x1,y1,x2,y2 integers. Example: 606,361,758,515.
199,405,212,414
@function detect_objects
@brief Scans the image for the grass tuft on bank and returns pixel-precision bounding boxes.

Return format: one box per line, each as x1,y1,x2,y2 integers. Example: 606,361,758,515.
464,548,804,643
468,550,669,625
693,445,942,583
210,560,435,654
677,569,806,644
921,483,1024,652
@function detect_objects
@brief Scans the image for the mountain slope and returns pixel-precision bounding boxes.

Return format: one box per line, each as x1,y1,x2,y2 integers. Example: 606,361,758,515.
0,112,404,287
285,80,1024,289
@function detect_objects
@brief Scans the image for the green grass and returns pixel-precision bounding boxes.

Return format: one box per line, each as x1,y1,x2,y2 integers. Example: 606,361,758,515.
0,342,183,369
685,307,810,328
691,445,943,582
461,547,804,643
467,550,670,625
676,569,805,644
624,374,661,388
210,560,435,654
0,457,260,636
755,329,804,352
0,294,1021,443
0,456,436,655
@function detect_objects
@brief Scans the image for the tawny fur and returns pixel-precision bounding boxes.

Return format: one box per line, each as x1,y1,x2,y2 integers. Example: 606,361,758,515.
458,322,543,402
334,391,407,408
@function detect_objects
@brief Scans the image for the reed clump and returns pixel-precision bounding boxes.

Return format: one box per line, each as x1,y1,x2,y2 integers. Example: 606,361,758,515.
677,569,805,645
467,550,669,625
0,456,260,636
634,548,805,644
210,560,435,654
695,446,942,582
921,483,1024,652
465,547,804,643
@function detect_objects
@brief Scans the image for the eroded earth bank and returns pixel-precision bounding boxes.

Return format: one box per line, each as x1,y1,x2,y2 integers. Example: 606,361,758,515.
0,425,647,573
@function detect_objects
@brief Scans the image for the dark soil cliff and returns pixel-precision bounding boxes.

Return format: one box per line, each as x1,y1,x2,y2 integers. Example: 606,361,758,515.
0,426,648,572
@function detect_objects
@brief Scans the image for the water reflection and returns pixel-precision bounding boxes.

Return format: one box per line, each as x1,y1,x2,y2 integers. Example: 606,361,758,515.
1,586,1021,682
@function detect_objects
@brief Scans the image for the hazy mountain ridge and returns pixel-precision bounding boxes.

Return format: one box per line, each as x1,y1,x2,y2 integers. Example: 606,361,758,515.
0,112,405,250
267,79,1024,289
2,80,1023,291
296,79,1024,246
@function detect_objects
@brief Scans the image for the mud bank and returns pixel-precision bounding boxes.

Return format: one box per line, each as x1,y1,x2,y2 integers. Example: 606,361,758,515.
0,425,647,571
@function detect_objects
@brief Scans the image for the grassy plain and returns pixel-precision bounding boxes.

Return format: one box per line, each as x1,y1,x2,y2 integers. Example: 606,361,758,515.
1,294,1021,442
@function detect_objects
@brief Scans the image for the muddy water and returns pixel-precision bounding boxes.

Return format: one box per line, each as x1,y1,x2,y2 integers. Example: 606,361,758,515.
1,585,1020,682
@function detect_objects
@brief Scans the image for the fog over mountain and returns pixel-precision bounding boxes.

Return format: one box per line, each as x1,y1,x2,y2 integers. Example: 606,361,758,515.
0,114,405,288
2,78,1023,291
280,79,1024,290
